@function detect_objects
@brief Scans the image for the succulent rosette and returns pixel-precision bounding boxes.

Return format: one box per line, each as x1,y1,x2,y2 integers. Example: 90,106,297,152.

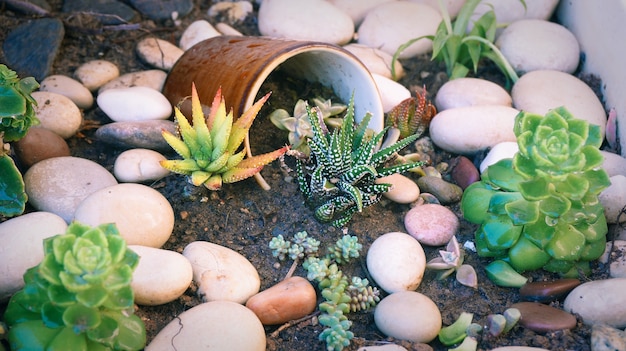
461,107,611,283
0,64,39,142
3,222,145,351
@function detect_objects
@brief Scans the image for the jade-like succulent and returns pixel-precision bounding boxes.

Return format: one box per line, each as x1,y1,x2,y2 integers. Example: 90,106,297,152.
161,83,289,190
294,96,423,227
461,107,611,282
385,87,436,140
3,222,145,351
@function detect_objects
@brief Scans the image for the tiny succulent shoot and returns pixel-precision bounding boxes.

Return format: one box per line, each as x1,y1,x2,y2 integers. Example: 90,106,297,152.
385,86,437,140
161,83,289,190
426,236,478,288
3,222,145,351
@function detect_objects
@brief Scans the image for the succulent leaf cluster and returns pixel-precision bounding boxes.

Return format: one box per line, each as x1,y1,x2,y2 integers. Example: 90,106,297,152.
426,236,478,288
3,222,145,351
269,231,320,261
0,64,39,142
385,87,436,140
161,83,289,190
461,107,611,281
295,96,423,227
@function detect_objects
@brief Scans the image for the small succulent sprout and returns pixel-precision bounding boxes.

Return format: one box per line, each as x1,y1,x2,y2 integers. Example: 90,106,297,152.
385,86,436,140
502,307,521,334
292,230,321,257
161,83,289,190
269,234,292,260
426,236,478,288
438,311,474,346
486,313,507,336
328,234,362,264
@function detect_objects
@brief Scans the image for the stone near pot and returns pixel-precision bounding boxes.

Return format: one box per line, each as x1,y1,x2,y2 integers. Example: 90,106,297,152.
74,59,120,92
94,120,177,152
135,37,183,71
367,232,426,293
372,73,412,112
179,19,221,51
97,86,173,122
98,69,167,94
343,43,405,80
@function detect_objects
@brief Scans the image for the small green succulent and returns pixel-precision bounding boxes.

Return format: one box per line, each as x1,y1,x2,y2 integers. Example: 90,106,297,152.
461,107,611,283
161,83,289,190
3,222,146,351
295,95,423,227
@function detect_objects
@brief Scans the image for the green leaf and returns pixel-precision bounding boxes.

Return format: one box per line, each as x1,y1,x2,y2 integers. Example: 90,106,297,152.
485,260,528,287
0,154,27,217
63,303,101,332
113,314,147,350
522,219,556,249
539,194,571,217
545,225,586,260
47,326,88,351
7,320,62,350
518,177,550,201
505,198,539,225
76,286,108,308
485,158,524,191
508,236,550,272
554,174,589,200
584,168,611,194
488,192,523,215
474,228,507,257
87,314,118,346
482,215,523,250
461,182,495,224
41,301,66,328
580,238,607,261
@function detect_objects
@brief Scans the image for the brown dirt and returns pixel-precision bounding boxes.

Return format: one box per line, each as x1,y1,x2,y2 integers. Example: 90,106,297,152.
0,2,611,350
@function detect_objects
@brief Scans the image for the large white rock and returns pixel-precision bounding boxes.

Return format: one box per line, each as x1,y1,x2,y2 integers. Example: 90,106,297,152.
327,0,395,25
408,0,465,18
40,74,94,109
372,73,411,112
374,291,442,343
129,245,193,306
73,183,174,248
74,59,120,92
600,175,626,224
31,91,82,139
146,300,266,351
358,2,441,59
564,278,626,328
183,241,261,304
479,141,519,173
497,19,580,74
429,105,519,154
258,0,354,45
97,86,173,122
113,148,170,183
24,156,118,222
367,232,426,293
512,70,607,137
343,43,405,80
435,77,512,111
98,69,167,94
0,212,68,301
179,20,221,51
135,37,183,71
602,150,626,177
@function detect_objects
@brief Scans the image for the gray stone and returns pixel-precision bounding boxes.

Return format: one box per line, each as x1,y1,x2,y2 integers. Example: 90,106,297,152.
129,0,193,21
95,120,177,152
62,0,136,25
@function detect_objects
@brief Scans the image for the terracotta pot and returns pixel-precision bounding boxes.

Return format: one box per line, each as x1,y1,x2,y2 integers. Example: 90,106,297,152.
163,36,383,190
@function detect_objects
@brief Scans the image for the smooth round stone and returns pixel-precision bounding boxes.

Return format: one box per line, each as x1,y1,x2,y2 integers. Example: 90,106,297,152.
511,302,577,332
373,73,411,112
24,156,118,223
358,2,442,59
472,0,559,26
95,120,177,152
429,105,519,155
497,20,579,74
367,232,426,293
74,59,120,92
520,279,581,303
564,278,626,328
450,156,480,190
512,70,607,137
327,0,395,25
97,86,172,122
409,0,465,18
343,43,405,80
591,324,626,351
207,1,253,22
601,150,626,177
600,240,626,278
258,0,354,45
179,19,221,51
215,22,243,36
374,291,442,343
98,69,167,94
245,276,317,325
113,148,170,183
31,91,82,139
183,241,261,304
599,175,626,224
14,127,70,168
479,141,519,173
378,173,420,204
40,74,94,109
73,183,174,248
435,78,512,111
146,301,265,351
404,203,459,246
415,176,463,204
136,37,184,71
128,245,192,306
0,212,67,301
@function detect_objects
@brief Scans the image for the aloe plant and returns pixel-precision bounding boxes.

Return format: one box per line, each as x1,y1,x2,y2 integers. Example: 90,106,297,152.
3,222,146,350
461,107,611,283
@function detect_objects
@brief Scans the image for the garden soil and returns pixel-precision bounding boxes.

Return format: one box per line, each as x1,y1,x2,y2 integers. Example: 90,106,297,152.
0,2,611,350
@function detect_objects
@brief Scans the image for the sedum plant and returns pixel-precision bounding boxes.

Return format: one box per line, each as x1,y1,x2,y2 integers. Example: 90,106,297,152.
3,222,146,351
161,83,289,190
461,107,611,283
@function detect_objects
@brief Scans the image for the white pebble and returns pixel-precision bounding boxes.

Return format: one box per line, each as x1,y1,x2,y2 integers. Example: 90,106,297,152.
372,73,411,112
472,0,560,28
367,232,426,293
136,37,184,71
98,69,167,94
0,212,67,301
31,91,82,139
429,105,519,154
129,245,193,305
409,0,465,18
404,203,459,246
215,22,243,36
180,20,221,51
114,148,170,182
497,19,579,74
258,0,354,45
74,59,120,92
512,70,607,137
146,301,265,351
378,173,420,204
97,86,172,122
343,43,405,80
435,77,512,111
601,150,626,177
183,241,261,304
40,75,93,109
600,240,626,278
600,175,626,224
374,291,442,343
564,278,626,328
358,2,442,59
327,0,395,25
73,183,174,248
479,141,519,173
24,156,118,223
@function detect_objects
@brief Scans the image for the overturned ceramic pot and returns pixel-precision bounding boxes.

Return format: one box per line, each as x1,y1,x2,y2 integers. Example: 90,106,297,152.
163,36,383,190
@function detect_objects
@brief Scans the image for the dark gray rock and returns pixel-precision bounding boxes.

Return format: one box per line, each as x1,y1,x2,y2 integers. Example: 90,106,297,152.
62,0,137,25
128,0,193,20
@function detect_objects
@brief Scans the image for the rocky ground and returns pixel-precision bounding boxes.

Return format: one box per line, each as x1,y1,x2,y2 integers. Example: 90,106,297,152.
0,1,612,350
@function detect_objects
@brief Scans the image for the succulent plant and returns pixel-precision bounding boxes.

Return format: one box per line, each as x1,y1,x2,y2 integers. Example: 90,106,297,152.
161,83,289,190
385,87,436,140
426,236,478,288
3,222,145,351
294,95,423,227
461,107,611,283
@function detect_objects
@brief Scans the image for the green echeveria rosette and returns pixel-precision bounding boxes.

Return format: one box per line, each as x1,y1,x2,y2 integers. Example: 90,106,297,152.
0,64,40,142
461,107,611,282
3,222,146,351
